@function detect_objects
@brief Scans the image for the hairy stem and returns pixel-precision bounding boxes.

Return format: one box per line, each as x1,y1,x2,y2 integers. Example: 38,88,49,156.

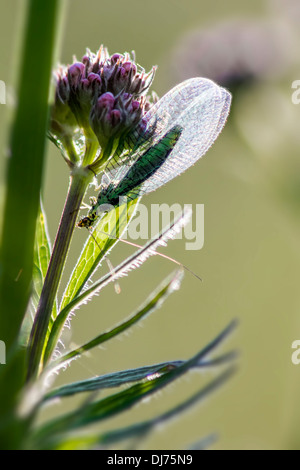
27,168,93,381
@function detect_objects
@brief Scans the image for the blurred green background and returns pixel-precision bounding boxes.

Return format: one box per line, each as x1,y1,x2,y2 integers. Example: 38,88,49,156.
2,0,300,450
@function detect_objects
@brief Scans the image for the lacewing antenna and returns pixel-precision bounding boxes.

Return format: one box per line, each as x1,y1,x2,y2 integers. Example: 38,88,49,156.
111,236,202,282
87,227,202,282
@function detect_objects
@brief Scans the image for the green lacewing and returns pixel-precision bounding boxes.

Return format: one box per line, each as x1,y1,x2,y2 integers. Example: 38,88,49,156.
78,77,231,229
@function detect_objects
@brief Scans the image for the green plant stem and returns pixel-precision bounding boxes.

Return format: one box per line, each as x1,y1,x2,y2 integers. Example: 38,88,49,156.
27,168,93,381
0,0,61,449
83,129,99,167
63,135,79,164
0,0,60,355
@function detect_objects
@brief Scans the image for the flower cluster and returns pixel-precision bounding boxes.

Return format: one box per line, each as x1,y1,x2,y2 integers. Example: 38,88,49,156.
50,46,156,159
168,19,296,93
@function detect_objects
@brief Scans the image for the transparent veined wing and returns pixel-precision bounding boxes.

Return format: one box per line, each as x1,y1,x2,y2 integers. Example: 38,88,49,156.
138,77,231,194
102,77,231,197
105,126,183,201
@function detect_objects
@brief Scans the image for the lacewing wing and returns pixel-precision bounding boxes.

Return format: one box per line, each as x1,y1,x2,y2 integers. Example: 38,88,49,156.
78,77,231,228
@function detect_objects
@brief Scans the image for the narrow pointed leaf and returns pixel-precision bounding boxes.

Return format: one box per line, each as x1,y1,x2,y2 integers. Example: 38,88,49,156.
35,366,235,450
43,362,183,401
98,366,235,447
60,197,139,312
33,320,237,441
20,202,58,347
44,208,191,366
33,202,58,320
44,350,236,402
48,269,184,370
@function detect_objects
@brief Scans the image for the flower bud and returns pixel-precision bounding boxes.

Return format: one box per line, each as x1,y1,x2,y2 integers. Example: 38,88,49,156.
50,45,157,162
90,90,152,153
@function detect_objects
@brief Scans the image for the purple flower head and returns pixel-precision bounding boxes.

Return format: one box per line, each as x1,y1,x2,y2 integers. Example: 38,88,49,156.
50,67,77,140
50,45,156,154
97,92,115,109
68,62,85,89
110,53,122,64
90,90,150,151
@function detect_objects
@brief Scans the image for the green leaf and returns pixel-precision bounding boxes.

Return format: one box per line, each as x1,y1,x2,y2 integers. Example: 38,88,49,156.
60,198,139,311
47,269,184,370
43,351,236,402
42,198,139,366
33,320,237,443
33,202,58,329
20,202,57,347
34,202,52,289
34,367,235,450
44,208,192,366
44,362,184,401
97,367,235,448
